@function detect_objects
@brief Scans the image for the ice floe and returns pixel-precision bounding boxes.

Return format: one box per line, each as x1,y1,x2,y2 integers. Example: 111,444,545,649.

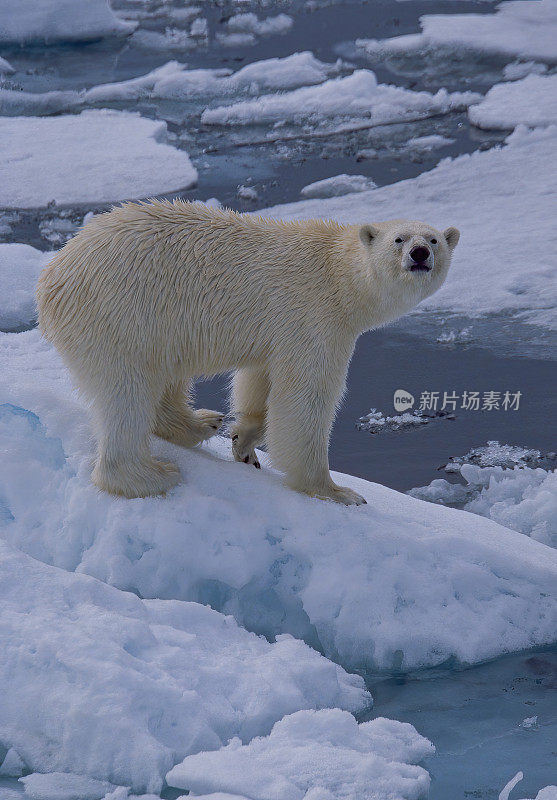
0,53,335,116
0,110,197,208
0,537,368,793
0,0,136,45
300,174,376,199
1,330,556,674
0,244,52,332
258,125,557,329
200,70,480,130
469,74,557,129
357,0,557,64
166,709,434,800
409,464,557,548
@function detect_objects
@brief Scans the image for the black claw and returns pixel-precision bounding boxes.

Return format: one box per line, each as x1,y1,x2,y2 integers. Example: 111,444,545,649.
254,461,261,469
243,455,249,463
232,434,238,441
362,498,367,504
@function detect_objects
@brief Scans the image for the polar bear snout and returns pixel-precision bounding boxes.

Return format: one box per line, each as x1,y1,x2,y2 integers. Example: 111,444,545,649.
408,245,432,272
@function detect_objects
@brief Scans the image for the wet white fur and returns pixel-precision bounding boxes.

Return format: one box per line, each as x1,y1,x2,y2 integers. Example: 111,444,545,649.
37,200,459,502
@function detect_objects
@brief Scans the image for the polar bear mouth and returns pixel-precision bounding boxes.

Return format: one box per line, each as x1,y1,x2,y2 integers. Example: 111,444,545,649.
409,263,432,273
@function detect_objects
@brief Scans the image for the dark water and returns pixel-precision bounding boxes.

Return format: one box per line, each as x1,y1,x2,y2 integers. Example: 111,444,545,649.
361,646,557,800
195,314,557,493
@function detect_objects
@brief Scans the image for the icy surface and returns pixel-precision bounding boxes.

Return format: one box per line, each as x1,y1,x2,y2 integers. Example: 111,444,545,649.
166,709,433,800
0,244,52,331
469,74,557,129
0,536,368,793
258,125,557,329
201,70,479,130
1,331,556,674
300,174,376,199
499,772,557,800
0,111,197,208
409,465,557,548
0,0,136,44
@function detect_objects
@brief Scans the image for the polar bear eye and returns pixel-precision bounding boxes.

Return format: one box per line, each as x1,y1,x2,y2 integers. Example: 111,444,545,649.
430,238,438,244
395,237,403,243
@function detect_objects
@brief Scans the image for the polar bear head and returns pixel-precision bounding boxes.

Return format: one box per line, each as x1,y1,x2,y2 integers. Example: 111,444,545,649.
357,219,459,321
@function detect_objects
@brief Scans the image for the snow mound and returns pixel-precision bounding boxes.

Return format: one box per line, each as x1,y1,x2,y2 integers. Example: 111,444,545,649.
257,125,557,329
201,70,479,130
0,0,136,45
300,174,376,199
0,244,53,332
1,331,556,674
0,537,369,793
0,110,197,209
409,465,557,549
166,709,433,800
469,74,557,129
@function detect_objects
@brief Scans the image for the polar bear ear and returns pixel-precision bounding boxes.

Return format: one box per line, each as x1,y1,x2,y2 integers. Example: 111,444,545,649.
444,227,460,248
359,225,380,246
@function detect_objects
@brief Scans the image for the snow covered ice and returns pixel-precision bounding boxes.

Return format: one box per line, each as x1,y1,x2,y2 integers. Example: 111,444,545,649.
469,74,557,130
0,536,369,793
0,0,136,45
201,70,480,131
1,331,556,676
0,111,197,208
355,0,557,64
166,709,434,800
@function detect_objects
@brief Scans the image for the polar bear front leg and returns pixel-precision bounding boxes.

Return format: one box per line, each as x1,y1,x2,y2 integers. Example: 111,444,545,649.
265,366,367,506
230,367,269,468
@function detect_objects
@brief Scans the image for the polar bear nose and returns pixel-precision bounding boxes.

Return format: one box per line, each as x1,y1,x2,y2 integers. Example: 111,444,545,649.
410,247,429,264
410,246,430,264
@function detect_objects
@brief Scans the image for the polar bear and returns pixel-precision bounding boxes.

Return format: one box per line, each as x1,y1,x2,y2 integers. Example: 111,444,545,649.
37,201,459,504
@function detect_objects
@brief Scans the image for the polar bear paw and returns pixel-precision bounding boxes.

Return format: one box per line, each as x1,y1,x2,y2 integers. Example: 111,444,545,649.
93,456,181,498
308,484,367,506
194,409,226,442
231,433,261,469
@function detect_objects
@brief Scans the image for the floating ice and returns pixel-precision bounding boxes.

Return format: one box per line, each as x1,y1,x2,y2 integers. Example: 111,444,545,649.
0,244,53,332
0,0,136,45
409,464,557,548
201,70,480,130
0,53,335,116
166,709,433,800
0,536,368,793
1,331,556,674
0,110,197,208
258,125,557,329
469,74,557,129
225,13,293,37
499,772,557,800
300,174,376,199
359,0,557,64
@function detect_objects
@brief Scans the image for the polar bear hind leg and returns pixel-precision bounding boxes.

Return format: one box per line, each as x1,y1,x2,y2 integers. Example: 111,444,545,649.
90,374,181,499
